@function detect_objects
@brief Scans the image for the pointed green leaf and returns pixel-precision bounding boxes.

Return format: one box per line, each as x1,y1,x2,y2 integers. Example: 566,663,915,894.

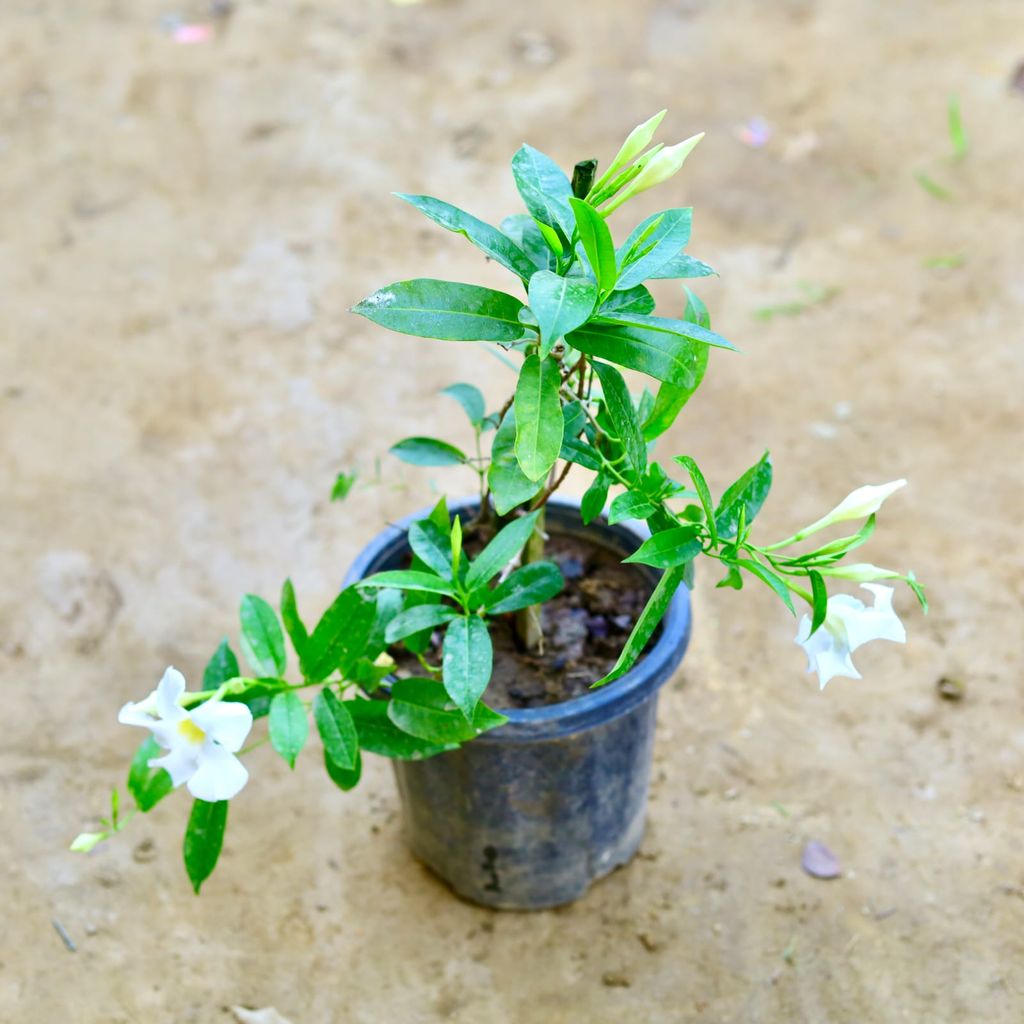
390,436,467,467
647,253,716,280
323,747,362,790
408,519,454,578
388,677,508,744
442,615,494,719
127,737,173,813
607,491,658,525
623,525,702,569
347,698,457,760
736,557,794,614
395,194,537,281
527,270,597,359
183,799,228,894
441,382,486,426
595,312,734,351
570,197,618,293
280,579,308,660
595,565,687,687
673,456,717,547
614,209,693,290
581,471,610,525
202,638,239,689
513,354,564,481
385,603,460,643
302,585,379,680
511,144,575,238
352,279,527,342
357,570,456,597
268,691,309,769
809,570,828,635
482,562,564,615
239,594,286,677
592,360,646,475
715,452,773,540
465,510,541,589
599,284,655,315
500,214,556,271
488,408,544,515
313,688,359,771
568,322,706,389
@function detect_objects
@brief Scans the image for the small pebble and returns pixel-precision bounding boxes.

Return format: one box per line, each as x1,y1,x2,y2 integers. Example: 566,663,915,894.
601,971,632,988
801,840,841,879
936,676,965,701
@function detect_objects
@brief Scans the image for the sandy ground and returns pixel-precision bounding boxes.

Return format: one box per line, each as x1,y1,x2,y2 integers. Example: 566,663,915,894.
2,0,1023,1020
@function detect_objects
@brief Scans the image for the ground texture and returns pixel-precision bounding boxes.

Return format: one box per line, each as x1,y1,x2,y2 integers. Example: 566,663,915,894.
2,1,1023,1020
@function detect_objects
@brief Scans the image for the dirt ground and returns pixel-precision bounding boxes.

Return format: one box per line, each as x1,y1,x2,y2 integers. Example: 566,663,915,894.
2,0,1023,1020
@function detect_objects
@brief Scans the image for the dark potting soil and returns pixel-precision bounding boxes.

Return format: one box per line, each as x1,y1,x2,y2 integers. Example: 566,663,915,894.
390,530,657,709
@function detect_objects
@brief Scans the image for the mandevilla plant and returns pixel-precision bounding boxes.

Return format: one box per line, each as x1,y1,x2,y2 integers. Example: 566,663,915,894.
73,111,925,891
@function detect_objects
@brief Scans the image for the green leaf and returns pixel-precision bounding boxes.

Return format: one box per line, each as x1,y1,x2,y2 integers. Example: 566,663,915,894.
388,677,508,744
595,565,687,686
280,579,308,660
183,799,228,895
442,615,494,718
466,510,541,589
239,594,286,677
390,436,467,467
203,638,240,689
127,736,173,813
347,698,457,760
268,691,308,769
527,270,597,359
615,209,693,290
581,471,610,525
592,360,646,475
313,688,359,771
607,491,658,525
716,565,744,590
599,284,655,316
560,434,602,471
809,570,828,635
385,602,459,643
684,286,711,329
330,471,357,502
352,279,527,343
500,214,556,271
595,312,734,351
488,408,544,514
735,557,794,614
324,747,362,790
673,456,717,547
357,570,457,597
511,144,575,238
441,382,486,427
302,585,379,680
363,588,404,660
568,321,706,389
570,197,618,293
715,452,773,539
623,525,702,569
647,253,716,280
642,364,707,440
483,562,564,614
513,354,564,481
408,519,454,578
395,193,537,281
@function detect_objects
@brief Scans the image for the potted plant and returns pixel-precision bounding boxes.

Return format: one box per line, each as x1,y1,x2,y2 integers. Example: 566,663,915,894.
72,111,925,909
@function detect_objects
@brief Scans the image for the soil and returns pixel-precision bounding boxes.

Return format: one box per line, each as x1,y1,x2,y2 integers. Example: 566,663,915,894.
3,2,1024,1022
394,530,657,708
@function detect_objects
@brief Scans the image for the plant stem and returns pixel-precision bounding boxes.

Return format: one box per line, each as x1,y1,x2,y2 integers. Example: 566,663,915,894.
514,505,547,654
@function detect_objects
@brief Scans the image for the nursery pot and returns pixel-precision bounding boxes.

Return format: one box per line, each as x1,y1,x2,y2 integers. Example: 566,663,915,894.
344,498,692,910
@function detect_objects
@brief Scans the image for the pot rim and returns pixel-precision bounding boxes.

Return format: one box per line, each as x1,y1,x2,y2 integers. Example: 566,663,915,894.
343,496,692,742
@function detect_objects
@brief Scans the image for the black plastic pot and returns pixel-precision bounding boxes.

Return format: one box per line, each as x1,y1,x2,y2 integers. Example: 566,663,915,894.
344,498,692,910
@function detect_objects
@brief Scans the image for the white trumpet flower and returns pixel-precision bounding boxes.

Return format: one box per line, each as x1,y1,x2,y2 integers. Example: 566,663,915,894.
119,667,253,801
795,584,906,689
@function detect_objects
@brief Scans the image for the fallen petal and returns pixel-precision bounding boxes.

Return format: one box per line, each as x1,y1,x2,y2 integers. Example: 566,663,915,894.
801,840,841,879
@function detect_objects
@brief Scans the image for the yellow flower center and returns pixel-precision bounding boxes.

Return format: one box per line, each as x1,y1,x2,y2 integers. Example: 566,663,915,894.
177,718,206,744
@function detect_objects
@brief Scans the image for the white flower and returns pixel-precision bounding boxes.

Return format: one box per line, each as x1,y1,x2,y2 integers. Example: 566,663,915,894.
119,667,253,801
802,479,906,536
602,133,704,213
795,584,906,690
602,109,667,181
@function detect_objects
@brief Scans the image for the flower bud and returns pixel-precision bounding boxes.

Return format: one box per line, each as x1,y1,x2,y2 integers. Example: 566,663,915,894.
602,133,704,214
802,480,906,535
590,110,667,196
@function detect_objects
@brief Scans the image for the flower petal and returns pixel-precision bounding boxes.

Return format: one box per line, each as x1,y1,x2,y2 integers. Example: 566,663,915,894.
150,745,200,787
187,743,249,801
118,690,159,727
191,700,253,753
156,667,188,722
